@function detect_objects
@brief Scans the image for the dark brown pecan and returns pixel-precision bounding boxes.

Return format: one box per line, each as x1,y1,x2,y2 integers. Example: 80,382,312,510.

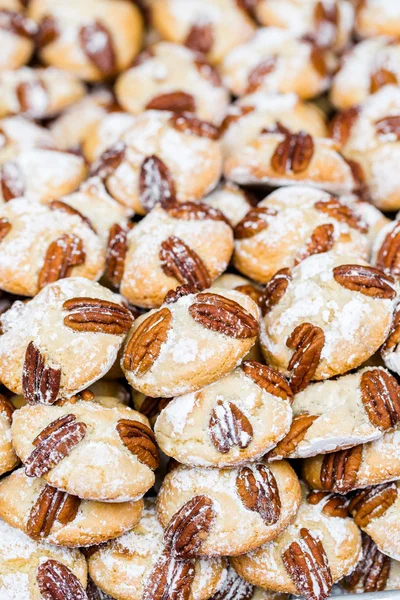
314,197,368,232
268,414,318,459
286,324,325,393
185,22,213,54
160,236,211,291
236,463,281,525
1,160,24,201
164,495,215,558
209,564,254,600
194,56,222,86
0,217,11,242
16,80,48,115
0,394,14,421
306,491,349,518
220,106,255,134
22,341,61,406
36,14,58,47
25,414,87,478
91,142,126,179
79,21,116,76
209,400,253,454
333,264,396,299
261,268,292,316
169,113,219,140
329,106,360,146
370,68,397,93
246,57,276,93
294,224,335,265
164,284,197,304
105,223,128,289
361,368,400,430
163,200,228,223
235,284,263,307
375,115,400,141
271,131,314,174
234,206,277,239
49,200,95,232
146,91,196,113
0,9,37,38
282,528,333,600
382,306,400,354
375,221,400,277
139,155,176,212
262,121,291,137
341,533,391,593
242,361,293,401
62,297,133,335
314,1,338,47
139,396,171,419
38,234,85,290
27,484,80,539
348,482,398,527
37,559,87,600
123,308,172,375
143,550,195,600
116,419,159,469
189,292,259,339
320,445,363,493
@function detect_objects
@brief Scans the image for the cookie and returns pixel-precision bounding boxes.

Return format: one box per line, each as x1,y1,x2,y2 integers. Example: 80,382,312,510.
233,186,369,284
0,2,37,70
0,116,55,163
156,460,301,556
121,287,259,397
0,277,133,401
355,0,400,39
115,42,229,125
0,394,19,476
89,499,226,600
260,252,395,388
82,111,136,164
202,181,257,228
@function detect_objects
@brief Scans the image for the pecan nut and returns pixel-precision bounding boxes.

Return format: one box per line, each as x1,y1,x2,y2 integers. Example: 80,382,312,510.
209,400,253,454
314,197,367,233
294,223,335,265
375,115,400,141
271,131,314,175
320,445,363,494
22,341,61,405
139,155,176,212
0,394,14,421
236,463,281,525
375,221,400,277
27,484,80,539
36,15,58,48
209,564,254,600
164,284,197,304
328,107,360,147
1,160,24,201
348,482,398,527
116,418,159,470
242,360,293,401
382,307,400,354
62,297,133,335
49,200,95,232
169,114,219,140
370,68,397,93
17,80,48,115
246,57,276,93
314,1,338,46
189,293,259,339
37,559,87,600
79,21,116,76
268,414,318,459
160,236,211,291
234,206,277,239
261,268,292,316
185,23,213,54
91,142,126,179
306,490,349,518
333,264,396,300
38,234,85,290
286,323,325,393
163,495,215,558
138,396,171,419
163,200,228,223
0,217,11,242
220,105,255,134
361,368,400,430
143,550,195,600
341,533,391,593
146,91,196,113
105,223,128,289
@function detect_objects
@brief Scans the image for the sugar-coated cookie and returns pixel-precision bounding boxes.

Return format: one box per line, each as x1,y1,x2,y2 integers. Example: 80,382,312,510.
202,181,257,228
0,116,55,164
82,111,136,164
0,393,18,476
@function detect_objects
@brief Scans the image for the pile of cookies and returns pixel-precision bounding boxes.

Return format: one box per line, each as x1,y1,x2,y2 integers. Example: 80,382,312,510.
2,0,400,598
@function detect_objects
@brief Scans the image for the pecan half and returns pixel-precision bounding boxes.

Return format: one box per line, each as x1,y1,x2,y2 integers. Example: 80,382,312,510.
220,106,255,134
139,155,176,212
36,14,58,48
49,200,95,232
209,400,253,454
375,115,400,141
143,550,195,600
268,414,318,459
209,565,254,600
146,91,196,113
242,361,293,401
185,22,213,54
38,234,85,290
307,491,349,518
294,223,335,265
341,533,391,593
79,21,116,76
333,264,396,299
163,200,228,223
271,131,314,175
37,559,87,600
105,224,128,289
236,463,281,525
370,68,397,93
116,419,159,469
123,308,172,375
164,284,197,304
160,236,211,291
329,106,359,147
234,206,277,239
25,414,87,478
286,324,325,393
138,396,171,419
315,197,368,232
375,221,400,277
27,484,80,539
1,160,24,201
246,57,276,94
282,528,333,600
382,307,400,354
0,217,11,242
194,56,222,86
16,80,48,115
0,10,37,38
361,368,400,430
310,44,328,77
189,293,259,339
22,341,61,406
0,394,13,422
314,1,338,47
169,114,219,140
320,445,363,494
91,142,126,179
261,268,292,316
62,297,133,335
164,495,215,558
348,482,398,527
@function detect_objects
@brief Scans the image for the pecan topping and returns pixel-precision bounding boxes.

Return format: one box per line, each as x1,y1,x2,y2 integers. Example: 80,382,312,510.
36,14,58,48
0,394,14,421
333,264,396,299
382,307,400,354
164,284,197,304
79,21,116,76
163,200,228,223
1,161,24,201
310,44,328,77
0,10,37,38
143,550,195,600
268,414,318,459
314,1,338,47
286,324,325,393
0,217,11,242
22,341,61,406
376,221,400,277
242,361,293,401
164,495,215,558
261,268,292,316
370,68,397,93
320,445,363,493
91,142,126,179
49,200,95,232
329,106,360,146
361,368,400,430
341,533,391,593
348,482,398,527
16,80,48,115
234,206,277,239
63,297,133,335
116,419,159,469
185,22,213,54
160,236,211,291
307,491,349,518
235,284,263,307
209,564,254,600
236,464,281,525
38,234,85,290
37,559,87,600
169,114,219,140
375,115,400,141
105,223,128,289
139,155,176,212
194,56,222,86
146,91,196,113
271,131,314,175
209,400,253,454
27,485,80,539
123,308,172,375
294,224,335,265
138,396,171,419
25,414,87,478
282,528,333,600
189,292,259,339
315,197,368,232
220,106,255,134
246,57,276,94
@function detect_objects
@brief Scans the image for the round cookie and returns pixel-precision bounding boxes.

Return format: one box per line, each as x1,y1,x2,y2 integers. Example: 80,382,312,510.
0,1,37,70
29,0,143,81
115,42,229,125
233,186,369,284
121,287,259,398
0,277,133,401
0,116,55,163
268,366,400,460
0,394,18,476
157,460,301,556
109,201,233,308
355,0,400,39
260,252,396,390
82,111,136,164
89,499,226,600
0,468,144,547
209,566,289,600
11,400,158,502
231,483,362,598
202,181,257,228
0,517,87,599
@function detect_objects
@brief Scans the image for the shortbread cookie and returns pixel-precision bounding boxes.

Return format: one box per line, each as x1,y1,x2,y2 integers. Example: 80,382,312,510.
231,484,361,598
0,66,85,119
98,110,222,215
0,2,37,70
221,27,332,99
210,566,289,600
233,186,369,284
155,361,293,467
0,517,87,599
157,460,301,556
89,499,226,600
269,366,400,460
0,394,19,476
110,201,233,307
0,278,133,401
202,182,257,228
29,0,143,81
82,111,136,164
12,400,158,502
0,468,144,547
150,0,256,65
355,0,400,39
260,253,395,389
115,42,229,125
121,288,259,397
0,116,55,163
0,198,105,296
